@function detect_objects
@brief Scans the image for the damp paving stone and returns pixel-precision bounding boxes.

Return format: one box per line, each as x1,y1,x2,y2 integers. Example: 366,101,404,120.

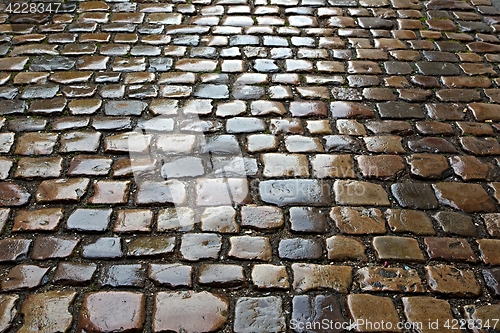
0,295,18,333
78,292,145,333
200,206,238,233
31,236,79,260
292,264,352,293
373,236,425,262
477,239,500,265
180,233,222,261
482,213,500,237
66,209,112,232
406,154,449,179
1,265,50,291
53,262,97,286
81,237,123,259
127,236,175,257
289,207,329,233
425,264,481,297
278,238,323,260
334,180,390,206
292,295,346,333
408,137,459,153
228,236,272,261
17,291,77,333
104,100,147,116
148,264,192,288
35,178,90,203
0,182,31,206
153,291,228,333
330,207,386,235
12,208,63,232
432,211,477,237
197,264,245,287
346,294,401,333
357,266,425,293
432,182,496,213
0,239,32,263
98,264,146,288
402,297,461,333
391,183,439,209
424,237,476,262
482,268,500,297
385,209,436,235
234,297,285,333
259,179,331,206
135,180,186,205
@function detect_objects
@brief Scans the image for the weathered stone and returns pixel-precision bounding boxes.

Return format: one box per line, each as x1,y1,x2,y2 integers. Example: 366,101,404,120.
334,180,390,206
1,265,50,291
463,304,500,333
373,236,425,262
0,182,31,206
432,182,496,212
198,264,245,287
407,154,449,179
79,292,145,332
460,137,500,155
357,267,425,292
229,236,272,261
149,264,192,288
259,179,331,206
82,237,122,259
433,211,477,236
391,183,439,209
200,206,239,233
326,236,367,261
357,155,405,180
98,264,145,288
347,295,401,333
251,265,290,289
157,207,194,232
196,178,250,206
18,291,77,333
482,268,500,297
0,295,18,333
330,207,386,234
311,154,355,179
289,207,329,233
425,264,481,297
135,180,186,205
31,236,79,260
67,209,112,232
262,153,309,177
292,295,346,333
153,291,228,333
180,233,221,261
385,209,435,235
127,237,175,258
0,239,32,263
477,239,500,265
53,263,97,286
13,208,61,233
36,178,89,203
15,157,62,179
403,297,461,333
278,238,323,260
425,237,476,262
234,297,285,333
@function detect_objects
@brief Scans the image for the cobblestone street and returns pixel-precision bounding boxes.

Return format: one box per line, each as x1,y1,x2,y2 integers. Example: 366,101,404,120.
1,0,500,331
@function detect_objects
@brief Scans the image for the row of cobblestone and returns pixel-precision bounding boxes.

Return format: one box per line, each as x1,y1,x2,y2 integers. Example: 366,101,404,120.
2,0,500,331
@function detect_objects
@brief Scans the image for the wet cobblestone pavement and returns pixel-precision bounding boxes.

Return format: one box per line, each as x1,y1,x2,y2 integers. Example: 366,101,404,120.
1,0,500,332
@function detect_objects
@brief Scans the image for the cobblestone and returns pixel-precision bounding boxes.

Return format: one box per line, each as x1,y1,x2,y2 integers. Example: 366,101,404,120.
0,0,499,329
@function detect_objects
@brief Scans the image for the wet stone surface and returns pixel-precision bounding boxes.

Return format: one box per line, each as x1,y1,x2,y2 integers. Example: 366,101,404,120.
0,0,499,330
